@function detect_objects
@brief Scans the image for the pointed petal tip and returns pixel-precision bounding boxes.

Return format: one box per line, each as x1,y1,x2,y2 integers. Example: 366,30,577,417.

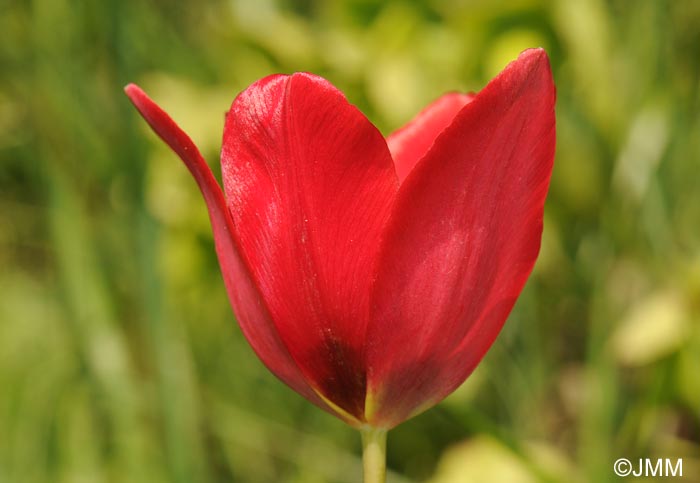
122,80,215,193
517,47,552,70
124,83,145,103
521,46,546,57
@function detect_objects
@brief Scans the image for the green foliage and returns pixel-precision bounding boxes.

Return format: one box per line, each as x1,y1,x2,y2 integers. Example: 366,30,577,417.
1,0,699,481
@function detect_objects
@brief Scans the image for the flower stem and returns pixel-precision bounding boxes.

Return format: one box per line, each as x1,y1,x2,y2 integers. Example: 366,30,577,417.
361,428,387,483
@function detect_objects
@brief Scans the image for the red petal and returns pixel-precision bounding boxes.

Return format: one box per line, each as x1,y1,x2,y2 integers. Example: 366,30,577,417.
387,92,473,183
365,49,556,428
124,84,345,421
221,73,398,421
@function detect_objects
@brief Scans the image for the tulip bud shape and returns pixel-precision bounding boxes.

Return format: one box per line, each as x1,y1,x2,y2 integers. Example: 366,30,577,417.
125,48,556,430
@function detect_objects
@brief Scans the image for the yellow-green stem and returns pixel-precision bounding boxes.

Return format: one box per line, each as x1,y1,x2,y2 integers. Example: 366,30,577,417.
361,428,387,483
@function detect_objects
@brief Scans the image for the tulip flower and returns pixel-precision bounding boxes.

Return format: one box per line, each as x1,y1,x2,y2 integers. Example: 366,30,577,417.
126,48,555,482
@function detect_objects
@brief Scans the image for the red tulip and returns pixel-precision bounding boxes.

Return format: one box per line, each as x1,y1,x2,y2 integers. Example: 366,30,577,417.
125,48,555,431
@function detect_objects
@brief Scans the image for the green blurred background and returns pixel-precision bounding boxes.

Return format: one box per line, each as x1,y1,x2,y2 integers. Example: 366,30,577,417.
1,0,699,481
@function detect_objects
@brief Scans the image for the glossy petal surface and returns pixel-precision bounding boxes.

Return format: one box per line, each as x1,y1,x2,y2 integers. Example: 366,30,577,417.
124,85,340,420
366,49,556,427
221,73,398,420
387,93,473,183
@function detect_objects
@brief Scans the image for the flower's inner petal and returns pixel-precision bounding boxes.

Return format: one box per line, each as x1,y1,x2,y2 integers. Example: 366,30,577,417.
222,73,398,421
124,84,347,423
387,93,473,183
365,49,556,428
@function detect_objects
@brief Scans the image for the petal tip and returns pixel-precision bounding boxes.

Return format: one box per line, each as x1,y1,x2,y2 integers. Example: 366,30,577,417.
518,47,552,70
123,83,143,101
521,46,546,57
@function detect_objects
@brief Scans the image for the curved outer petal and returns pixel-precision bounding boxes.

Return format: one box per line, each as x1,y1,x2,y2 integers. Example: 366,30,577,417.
387,93,474,183
221,73,398,421
124,85,345,421
365,49,556,428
